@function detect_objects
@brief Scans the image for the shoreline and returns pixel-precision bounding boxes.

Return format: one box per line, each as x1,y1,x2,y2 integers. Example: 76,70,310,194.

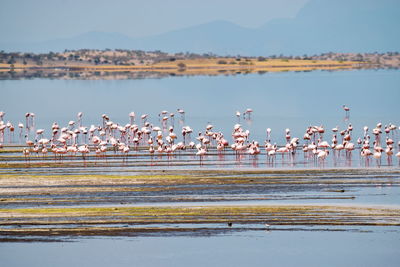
1,204,399,240
1,167,399,240
0,58,371,79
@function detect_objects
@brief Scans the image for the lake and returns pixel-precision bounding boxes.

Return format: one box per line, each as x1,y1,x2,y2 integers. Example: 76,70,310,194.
1,69,400,266
1,227,399,267
1,69,399,143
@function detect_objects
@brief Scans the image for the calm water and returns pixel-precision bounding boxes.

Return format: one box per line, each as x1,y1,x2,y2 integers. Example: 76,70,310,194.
1,70,400,266
1,69,399,142
1,227,399,267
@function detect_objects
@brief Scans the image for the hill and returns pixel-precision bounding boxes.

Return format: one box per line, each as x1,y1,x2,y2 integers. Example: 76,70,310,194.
1,0,399,55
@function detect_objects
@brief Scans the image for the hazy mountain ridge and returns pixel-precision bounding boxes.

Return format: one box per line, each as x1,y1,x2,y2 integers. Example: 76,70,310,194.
1,0,399,55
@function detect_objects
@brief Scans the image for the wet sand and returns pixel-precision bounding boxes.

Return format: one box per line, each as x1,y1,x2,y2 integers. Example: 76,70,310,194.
0,152,399,241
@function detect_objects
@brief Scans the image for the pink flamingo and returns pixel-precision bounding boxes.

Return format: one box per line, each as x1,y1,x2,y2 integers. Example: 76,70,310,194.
129,112,135,125
55,146,67,161
196,145,207,165
22,148,30,163
77,112,83,127
385,146,393,165
373,151,382,167
25,113,30,130
177,109,185,120
342,105,350,117
18,122,24,141
344,142,355,159
67,144,78,157
317,149,329,165
267,145,277,164
78,144,90,161
360,148,372,166
141,114,148,125
243,108,253,119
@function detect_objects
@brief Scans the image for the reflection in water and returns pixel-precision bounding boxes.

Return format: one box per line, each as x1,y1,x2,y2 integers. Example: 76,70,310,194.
0,75,400,170
1,69,399,143
1,69,400,267
0,68,367,81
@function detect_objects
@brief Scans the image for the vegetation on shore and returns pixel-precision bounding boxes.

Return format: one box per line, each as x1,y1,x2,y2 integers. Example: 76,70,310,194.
0,50,398,79
1,49,399,68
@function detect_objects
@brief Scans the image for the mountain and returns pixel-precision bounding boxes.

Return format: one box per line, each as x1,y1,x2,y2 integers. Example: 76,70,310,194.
257,0,400,55
132,20,257,56
0,31,134,53
1,0,399,55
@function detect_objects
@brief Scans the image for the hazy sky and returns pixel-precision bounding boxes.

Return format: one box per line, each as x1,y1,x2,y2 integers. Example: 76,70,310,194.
0,0,309,42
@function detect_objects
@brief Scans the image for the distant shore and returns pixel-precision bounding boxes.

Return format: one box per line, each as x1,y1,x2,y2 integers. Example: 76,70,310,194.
0,57,365,73
0,50,398,79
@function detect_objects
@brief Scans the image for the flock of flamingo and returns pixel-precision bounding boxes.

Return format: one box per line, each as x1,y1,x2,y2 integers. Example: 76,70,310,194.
0,106,399,167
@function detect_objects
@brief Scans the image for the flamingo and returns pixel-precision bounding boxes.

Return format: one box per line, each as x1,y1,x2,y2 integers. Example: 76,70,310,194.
30,113,36,128
267,146,276,164
121,144,130,160
78,144,90,160
129,112,135,124
373,151,382,167
25,113,30,130
285,129,291,144
196,145,207,164
55,146,67,161
386,137,394,146
385,145,393,165
177,109,185,120
67,144,78,157
276,146,289,160
5,122,14,143
22,148,30,162
361,148,372,163
235,111,241,122
266,128,272,142
68,121,75,130
77,112,83,127
36,129,44,140
318,140,330,149
99,144,107,158
345,142,355,158
6,110,399,170
334,143,344,157
243,108,253,119
342,105,350,117
141,114,148,125
317,150,329,164
18,122,24,139
41,146,48,157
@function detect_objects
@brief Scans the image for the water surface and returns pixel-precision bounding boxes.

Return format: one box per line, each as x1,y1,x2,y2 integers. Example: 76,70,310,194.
1,69,399,142
1,69,400,266
1,227,399,267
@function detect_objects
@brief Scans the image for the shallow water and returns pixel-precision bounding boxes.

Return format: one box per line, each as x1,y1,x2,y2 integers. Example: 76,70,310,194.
1,70,400,265
1,227,399,267
1,69,399,168
1,69,399,142
1,147,399,169
73,185,400,208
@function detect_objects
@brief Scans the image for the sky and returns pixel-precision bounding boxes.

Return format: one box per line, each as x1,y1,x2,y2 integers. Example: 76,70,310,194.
0,0,309,42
